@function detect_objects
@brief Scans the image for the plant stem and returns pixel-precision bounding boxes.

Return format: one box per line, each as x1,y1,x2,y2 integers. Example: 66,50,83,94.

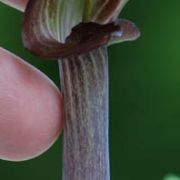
59,46,110,180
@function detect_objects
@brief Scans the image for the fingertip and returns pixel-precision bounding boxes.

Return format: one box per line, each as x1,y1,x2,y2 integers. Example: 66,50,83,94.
0,47,64,161
0,0,28,11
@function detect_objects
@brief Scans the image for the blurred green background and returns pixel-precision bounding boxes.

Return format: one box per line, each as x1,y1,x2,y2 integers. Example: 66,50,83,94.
0,0,180,180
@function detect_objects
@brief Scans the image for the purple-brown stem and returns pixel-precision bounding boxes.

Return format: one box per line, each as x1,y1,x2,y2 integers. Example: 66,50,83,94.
59,46,110,180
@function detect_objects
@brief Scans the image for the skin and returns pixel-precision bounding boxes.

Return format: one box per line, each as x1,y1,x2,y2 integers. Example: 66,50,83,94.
0,1,64,161
1,0,28,11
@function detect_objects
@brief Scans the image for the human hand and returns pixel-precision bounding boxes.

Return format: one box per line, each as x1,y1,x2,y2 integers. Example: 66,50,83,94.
1,0,28,11
0,0,64,161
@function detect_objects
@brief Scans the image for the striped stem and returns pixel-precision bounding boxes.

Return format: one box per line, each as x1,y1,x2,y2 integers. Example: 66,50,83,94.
59,46,110,180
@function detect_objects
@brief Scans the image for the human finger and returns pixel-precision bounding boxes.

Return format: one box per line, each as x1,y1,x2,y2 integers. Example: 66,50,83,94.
0,0,28,11
0,47,64,161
